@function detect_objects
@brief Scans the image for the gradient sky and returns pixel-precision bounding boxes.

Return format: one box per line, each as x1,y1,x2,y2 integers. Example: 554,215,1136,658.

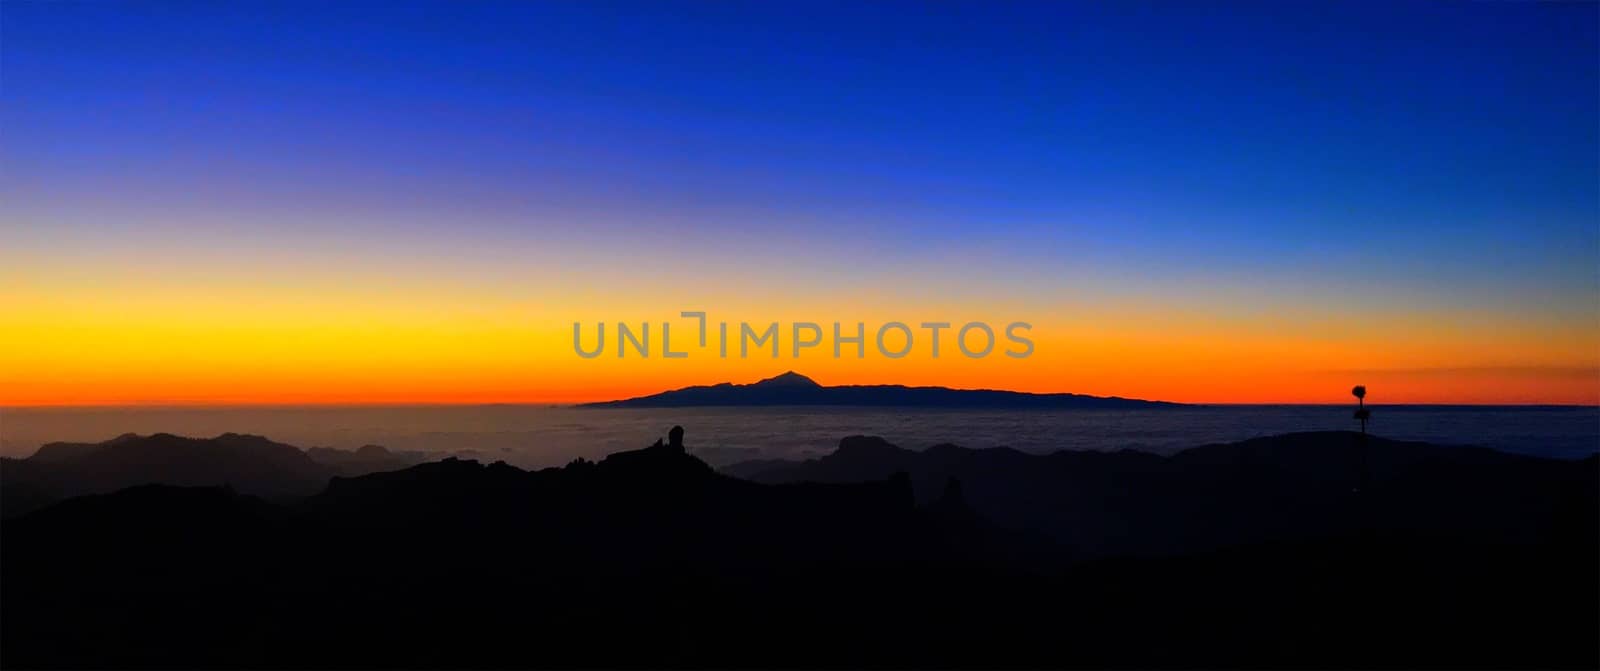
2,1,1597,405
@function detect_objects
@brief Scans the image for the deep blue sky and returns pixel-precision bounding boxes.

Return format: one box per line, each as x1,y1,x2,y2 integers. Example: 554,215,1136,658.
4,1,1597,308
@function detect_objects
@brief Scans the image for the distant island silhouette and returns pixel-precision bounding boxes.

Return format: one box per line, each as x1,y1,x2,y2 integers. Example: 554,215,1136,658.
580,371,1181,408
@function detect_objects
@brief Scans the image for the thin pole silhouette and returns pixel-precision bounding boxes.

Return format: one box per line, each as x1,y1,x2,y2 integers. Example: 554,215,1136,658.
1352,385,1370,494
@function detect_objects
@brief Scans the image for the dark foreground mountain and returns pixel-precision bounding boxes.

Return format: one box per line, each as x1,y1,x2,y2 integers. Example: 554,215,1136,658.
581,371,1179,408
2,429,1594,668
727,431,1599,559
0,433,424,517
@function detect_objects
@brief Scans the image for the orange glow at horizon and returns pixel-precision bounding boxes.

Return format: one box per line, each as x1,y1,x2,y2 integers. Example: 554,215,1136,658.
3,0,1597,411
3,283,1596,406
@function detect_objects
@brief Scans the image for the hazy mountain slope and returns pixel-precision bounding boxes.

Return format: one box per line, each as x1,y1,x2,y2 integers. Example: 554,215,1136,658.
0,433,420,517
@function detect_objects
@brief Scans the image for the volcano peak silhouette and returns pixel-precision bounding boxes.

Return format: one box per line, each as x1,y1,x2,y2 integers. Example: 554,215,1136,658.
752,371,821,387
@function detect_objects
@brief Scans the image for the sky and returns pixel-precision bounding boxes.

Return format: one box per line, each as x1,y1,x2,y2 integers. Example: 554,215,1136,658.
2,1,1597,405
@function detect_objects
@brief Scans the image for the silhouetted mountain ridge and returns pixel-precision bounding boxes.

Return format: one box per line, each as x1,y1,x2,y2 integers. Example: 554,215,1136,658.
580,371,1179,408
2,426,1594,668
726,430,1597,558
0,432,423,518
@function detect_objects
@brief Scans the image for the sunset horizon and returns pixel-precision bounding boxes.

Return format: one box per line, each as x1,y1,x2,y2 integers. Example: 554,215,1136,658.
4,366,1599,408
2,3,1596,668
5,3,1597,410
